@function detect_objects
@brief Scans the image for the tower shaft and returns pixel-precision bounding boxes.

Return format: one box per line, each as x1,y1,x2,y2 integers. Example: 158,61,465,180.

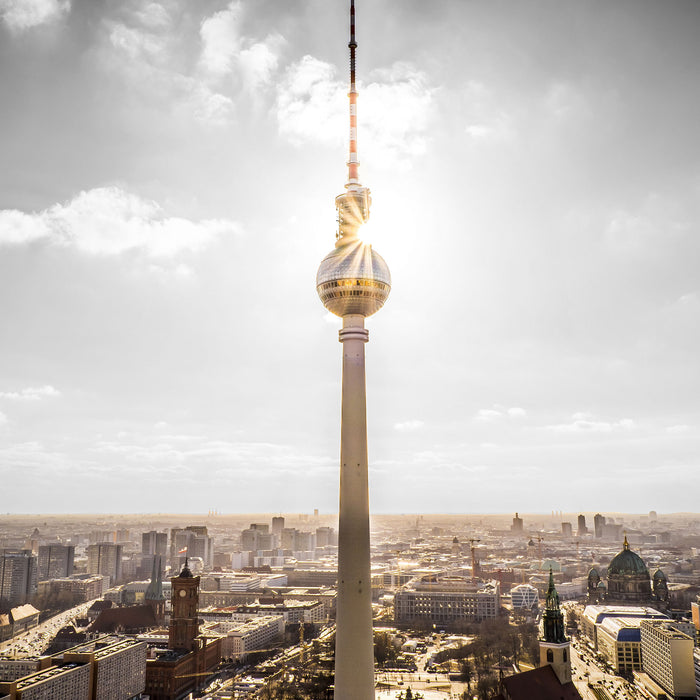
334,314,374,700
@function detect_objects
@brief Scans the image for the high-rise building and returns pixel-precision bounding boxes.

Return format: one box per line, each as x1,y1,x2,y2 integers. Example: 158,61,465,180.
511,512,524,533
594,513,606,538
86,544,122,587
561,522,572,538
271,516,285,536
577,514,588,536
0,550,37,607
141,531,167,557
37,545,74,581
314,2,391,697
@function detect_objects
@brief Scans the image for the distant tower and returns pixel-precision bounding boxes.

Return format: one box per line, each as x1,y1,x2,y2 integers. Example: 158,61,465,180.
539,569,572,684
577,514,588,536
511,512,524,533
315,2,390,698
169,560,200,651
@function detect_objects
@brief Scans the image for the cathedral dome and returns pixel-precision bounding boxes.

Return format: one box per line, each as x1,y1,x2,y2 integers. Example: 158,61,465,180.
608,538,648,576
653,568,667,582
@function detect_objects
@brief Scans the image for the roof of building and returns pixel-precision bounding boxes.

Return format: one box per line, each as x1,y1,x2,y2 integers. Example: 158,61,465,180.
88,605,158,633
10,604,39,622
498,665,582,700
607,537,648,577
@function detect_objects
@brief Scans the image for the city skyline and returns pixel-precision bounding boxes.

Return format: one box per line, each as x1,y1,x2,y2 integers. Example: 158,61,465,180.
1,0,699,514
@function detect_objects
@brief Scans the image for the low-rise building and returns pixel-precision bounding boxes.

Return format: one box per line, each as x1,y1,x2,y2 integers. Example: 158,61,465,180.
0,662,91,700
204,615,284,659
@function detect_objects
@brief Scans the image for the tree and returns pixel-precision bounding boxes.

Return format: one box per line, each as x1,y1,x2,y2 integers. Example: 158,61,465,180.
476,675,499,700
460,659,474,691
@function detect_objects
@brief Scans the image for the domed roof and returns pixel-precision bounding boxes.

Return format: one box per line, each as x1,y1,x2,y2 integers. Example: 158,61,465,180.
608,537,648,577
653,568,667,581
597,581,606,589
588,567,600,581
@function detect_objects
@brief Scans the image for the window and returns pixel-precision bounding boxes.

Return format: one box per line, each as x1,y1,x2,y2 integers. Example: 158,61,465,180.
547,650,553,662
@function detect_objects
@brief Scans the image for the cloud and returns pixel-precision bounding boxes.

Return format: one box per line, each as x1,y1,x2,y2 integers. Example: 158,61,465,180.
394,420,424,432
474,406,526,421
198,2,283,91
0,186,236,258
0,0,69,32
276,57,434,168
545,413,636,433
0,385,60,401
0,411,6,426
666,424,691,435
199,1,243,77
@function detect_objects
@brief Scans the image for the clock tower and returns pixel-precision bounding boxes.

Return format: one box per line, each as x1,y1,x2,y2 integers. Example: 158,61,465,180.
169,560,201,651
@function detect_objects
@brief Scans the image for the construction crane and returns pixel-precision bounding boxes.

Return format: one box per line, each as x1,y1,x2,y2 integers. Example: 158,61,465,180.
468,538,481,581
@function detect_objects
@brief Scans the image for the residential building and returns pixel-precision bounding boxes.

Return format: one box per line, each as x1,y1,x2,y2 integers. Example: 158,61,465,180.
86,544,122,587
37,545,74,581
0,551,37,607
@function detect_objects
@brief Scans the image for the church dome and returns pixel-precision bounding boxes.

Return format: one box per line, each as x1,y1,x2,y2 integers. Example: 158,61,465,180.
608,537,648,576
653,568,667,581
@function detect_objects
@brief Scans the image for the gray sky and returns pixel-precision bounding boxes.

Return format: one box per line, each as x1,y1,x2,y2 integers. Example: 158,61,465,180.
0,0,698,514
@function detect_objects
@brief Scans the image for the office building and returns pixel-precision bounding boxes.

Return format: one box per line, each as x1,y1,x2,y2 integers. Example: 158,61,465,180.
141,532,167,557
640,619,695,698
577,514,588,536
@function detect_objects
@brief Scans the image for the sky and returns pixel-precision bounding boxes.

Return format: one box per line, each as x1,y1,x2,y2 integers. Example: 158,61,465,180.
0,0,698,515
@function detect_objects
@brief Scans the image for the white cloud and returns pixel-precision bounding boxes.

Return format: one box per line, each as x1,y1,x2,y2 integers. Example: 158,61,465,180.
0,385,60,401
394,420,424,432
198,2,283,91
199,1,242,77
0,0,69,32
0,187,236,258
666,424,691,435
475,408,502,421
276,57,434,169
475,406,525,421
545,414,636,433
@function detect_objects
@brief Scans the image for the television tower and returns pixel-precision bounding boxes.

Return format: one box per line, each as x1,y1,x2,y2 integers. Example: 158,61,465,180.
316,1,391,698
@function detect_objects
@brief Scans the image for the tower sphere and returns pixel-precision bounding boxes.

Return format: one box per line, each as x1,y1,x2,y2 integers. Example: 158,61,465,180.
316,238,391,317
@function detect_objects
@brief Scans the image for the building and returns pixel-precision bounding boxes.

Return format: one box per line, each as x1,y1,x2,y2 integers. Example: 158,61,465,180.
37,545,74,581
492,573,580,700
594,513,606,538
141,532,167,557
203,615,284,660
37,575,105,604
587,537,668,609
640,619,695,698
394,579,499,629
271,517,285,536
144,561,222,700
63,637,147,700
510,584,538,610
581,605,668,649
561,522,572,538
314,2,391,698
577,514,588,536
0,551,37,608
0,662,90,699
86,544,122,587
511,513,524,533
169,527,213,570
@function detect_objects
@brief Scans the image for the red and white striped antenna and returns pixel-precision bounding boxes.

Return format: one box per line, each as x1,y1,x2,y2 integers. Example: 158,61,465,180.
347,0,359,188
335,0,371,243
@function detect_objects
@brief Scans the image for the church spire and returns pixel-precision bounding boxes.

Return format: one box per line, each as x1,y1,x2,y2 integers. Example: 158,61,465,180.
542,568,566,644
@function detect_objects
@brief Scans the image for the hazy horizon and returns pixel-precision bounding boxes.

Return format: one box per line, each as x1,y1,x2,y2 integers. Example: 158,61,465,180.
1,0,698,514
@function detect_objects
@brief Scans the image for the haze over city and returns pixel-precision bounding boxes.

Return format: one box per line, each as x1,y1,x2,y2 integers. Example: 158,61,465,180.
1,0,699,514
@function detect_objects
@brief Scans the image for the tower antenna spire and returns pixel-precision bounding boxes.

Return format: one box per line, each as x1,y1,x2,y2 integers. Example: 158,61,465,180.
347,0,359,188
334,0,371,244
